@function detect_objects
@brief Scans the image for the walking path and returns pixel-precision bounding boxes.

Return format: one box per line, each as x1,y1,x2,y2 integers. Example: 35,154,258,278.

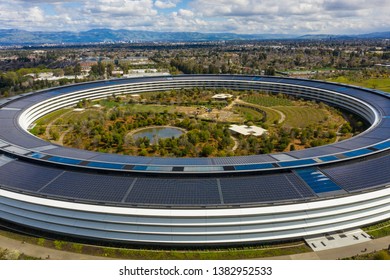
233,99,286,124
0,235,110,260
259,235,390,260
0,233,389,260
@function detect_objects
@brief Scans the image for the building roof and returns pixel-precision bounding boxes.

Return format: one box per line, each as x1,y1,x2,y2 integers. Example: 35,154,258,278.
229,125,267,136
212,93,233,100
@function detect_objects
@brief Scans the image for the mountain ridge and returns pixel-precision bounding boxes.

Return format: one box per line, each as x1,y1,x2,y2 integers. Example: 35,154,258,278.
0,29,389,45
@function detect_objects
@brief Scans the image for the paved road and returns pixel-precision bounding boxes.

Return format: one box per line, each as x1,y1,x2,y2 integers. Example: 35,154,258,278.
1,234,389,260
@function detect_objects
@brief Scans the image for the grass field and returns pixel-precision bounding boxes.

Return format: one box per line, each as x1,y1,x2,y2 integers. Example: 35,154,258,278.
234,107,264,123
327,77,390,93
234,103,281,125
243,94,293,107
33,108,72,126
260,107,283,125
273,106,328,127
363,219,390,239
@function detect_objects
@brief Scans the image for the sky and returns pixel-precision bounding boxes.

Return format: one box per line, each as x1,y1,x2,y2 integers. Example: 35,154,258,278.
0,0,389,35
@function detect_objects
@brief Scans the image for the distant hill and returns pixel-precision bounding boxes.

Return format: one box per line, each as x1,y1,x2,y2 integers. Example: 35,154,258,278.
299,32,390,40
356,31,390,39
0,29,389,45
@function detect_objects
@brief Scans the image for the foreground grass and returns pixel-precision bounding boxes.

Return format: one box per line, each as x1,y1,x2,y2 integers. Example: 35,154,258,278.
363,219,390,239
344,249,390,260
0,228,310,260
327,77,390,93
0,248,39,260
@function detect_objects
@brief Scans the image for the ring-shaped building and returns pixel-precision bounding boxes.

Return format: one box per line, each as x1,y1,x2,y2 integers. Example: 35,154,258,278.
0,75,389,246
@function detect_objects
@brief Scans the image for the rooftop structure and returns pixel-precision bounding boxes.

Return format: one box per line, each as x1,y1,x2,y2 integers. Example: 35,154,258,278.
212,93,233,100
0,75,389,246
229,124,267,136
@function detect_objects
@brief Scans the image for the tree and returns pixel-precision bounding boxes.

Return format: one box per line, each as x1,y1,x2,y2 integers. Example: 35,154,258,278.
90,61,106,77
64,66,74,76
106,63,114,77
52,69,64,77
265,67,275,76
201,144,214,157
340,123,352,134
73,63,82,75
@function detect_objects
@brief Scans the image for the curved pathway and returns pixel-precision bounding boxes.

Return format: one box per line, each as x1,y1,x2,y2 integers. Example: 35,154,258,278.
233,99,286,124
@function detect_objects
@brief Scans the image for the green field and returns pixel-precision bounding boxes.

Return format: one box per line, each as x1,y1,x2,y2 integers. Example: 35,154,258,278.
274,106,328,127
243,94,293,107
327,77,390,93
261,107,282,125
363,219,390,239
234,107,264,123
33,108,72,126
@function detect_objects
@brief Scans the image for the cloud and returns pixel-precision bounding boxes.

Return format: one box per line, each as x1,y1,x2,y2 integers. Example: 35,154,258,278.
178,9,194,17
27,6,46,22
323,0,365,11
190,0,282,17
14,0,76,3
188,0,390,34
85,0,157,17
154,0,178,9
0,0,389,34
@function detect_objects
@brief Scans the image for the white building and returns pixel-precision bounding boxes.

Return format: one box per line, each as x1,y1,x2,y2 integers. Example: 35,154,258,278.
212,93,233,100
229,124,267,136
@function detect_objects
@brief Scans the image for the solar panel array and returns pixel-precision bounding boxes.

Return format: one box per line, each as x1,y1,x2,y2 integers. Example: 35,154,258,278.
321,154,390,192
0,75,389,207
0,159,325,206
295,168,342,194
220,173,314,204
41,172,133,202
126,177,221,205
0,160,63,192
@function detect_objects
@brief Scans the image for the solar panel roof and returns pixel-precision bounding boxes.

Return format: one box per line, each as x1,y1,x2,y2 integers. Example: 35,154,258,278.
0,75,389,207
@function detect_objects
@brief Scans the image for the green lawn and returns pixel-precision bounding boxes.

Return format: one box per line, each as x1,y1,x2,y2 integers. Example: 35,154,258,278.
274,106,328,128
363,219,390,238
235,107,265,123
243,94,293,107
235,104,281,125
33,108,72,126
261,107,282,125
327,77,390,93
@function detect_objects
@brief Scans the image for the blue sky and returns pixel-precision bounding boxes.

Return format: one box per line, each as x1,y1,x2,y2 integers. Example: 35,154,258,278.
0,0,389,34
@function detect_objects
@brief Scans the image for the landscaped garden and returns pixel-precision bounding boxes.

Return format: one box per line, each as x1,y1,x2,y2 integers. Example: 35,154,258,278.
30,88,364,157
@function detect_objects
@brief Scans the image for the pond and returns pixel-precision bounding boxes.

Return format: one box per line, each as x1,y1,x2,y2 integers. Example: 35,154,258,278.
132,127,185,144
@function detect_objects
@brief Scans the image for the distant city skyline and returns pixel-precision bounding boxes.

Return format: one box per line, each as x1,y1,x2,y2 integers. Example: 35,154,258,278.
1,0,389,35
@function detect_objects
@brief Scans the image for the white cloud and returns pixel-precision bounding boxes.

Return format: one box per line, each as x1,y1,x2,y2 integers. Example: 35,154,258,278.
154,0,178,9
0,0,389,34
85,0,157,17
27,6,46,22
14,0,76,3
190,0,282,17
188,0,390,34
178,9,194,17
